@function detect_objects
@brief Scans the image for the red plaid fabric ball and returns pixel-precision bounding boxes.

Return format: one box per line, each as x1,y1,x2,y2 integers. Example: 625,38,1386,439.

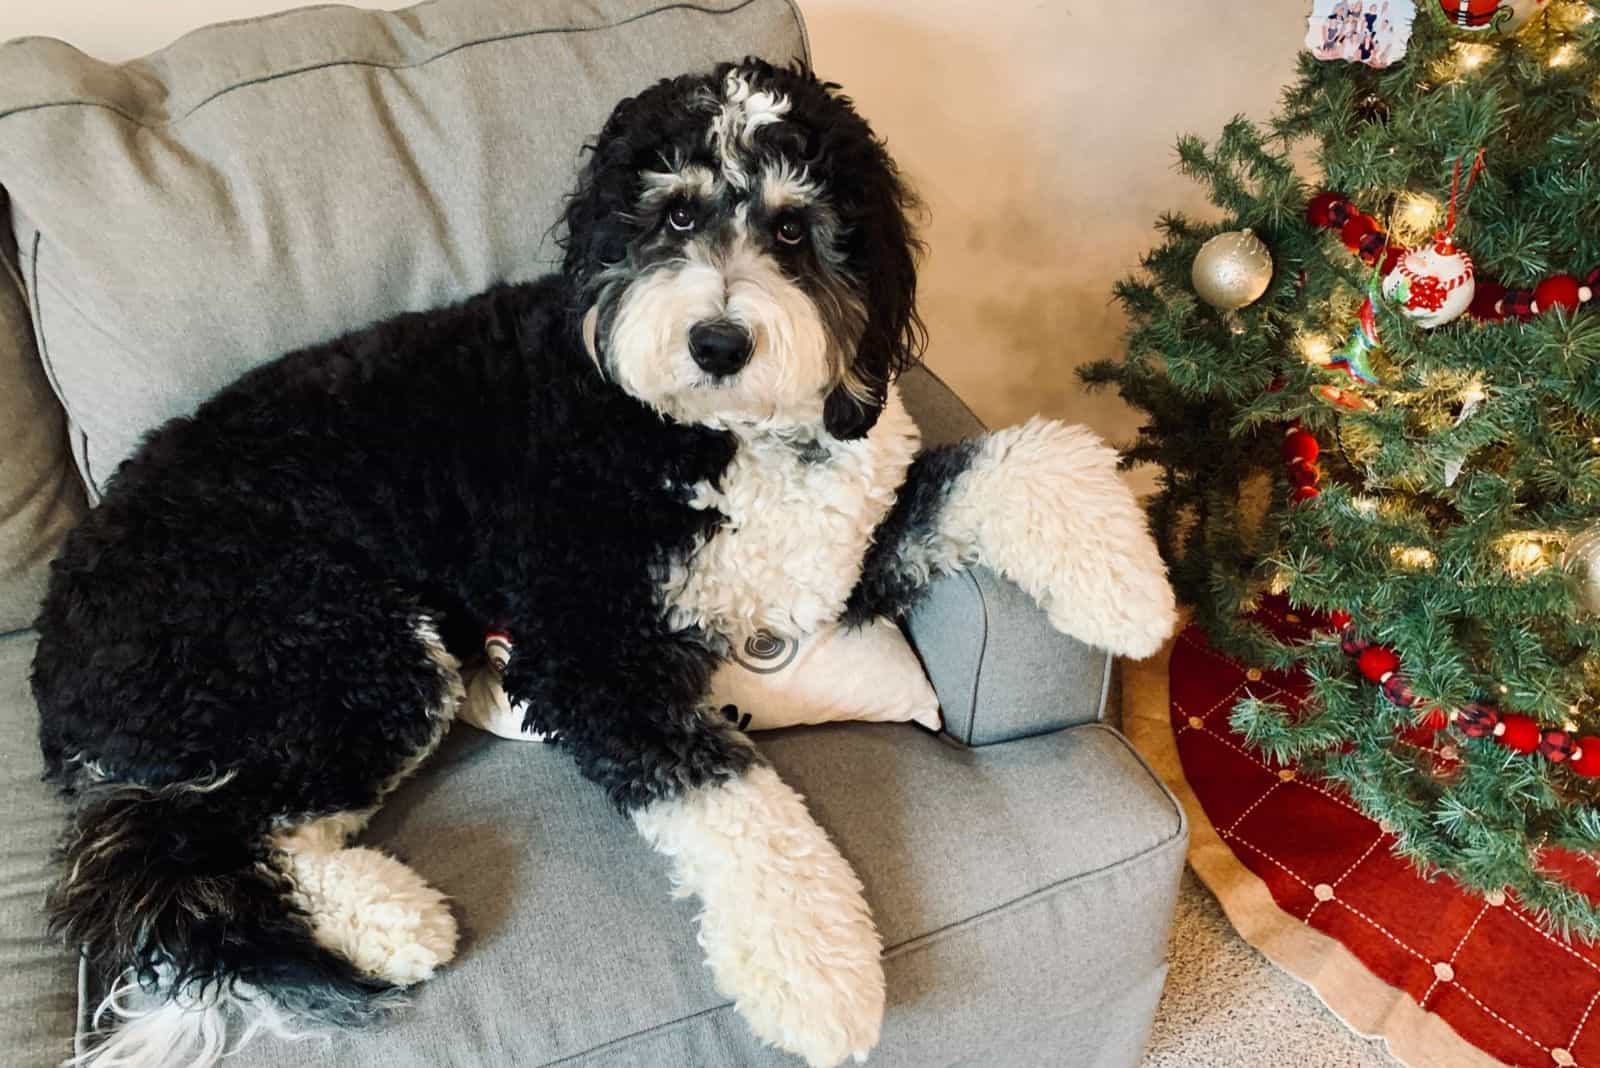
1540,729,1578,763
1457,702,1500,739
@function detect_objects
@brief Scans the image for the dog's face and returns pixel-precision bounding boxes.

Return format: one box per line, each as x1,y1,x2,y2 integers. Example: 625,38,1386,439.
561,60,924,440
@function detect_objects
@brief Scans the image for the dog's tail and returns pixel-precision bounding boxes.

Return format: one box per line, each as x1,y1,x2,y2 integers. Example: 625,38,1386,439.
50,777,400,1068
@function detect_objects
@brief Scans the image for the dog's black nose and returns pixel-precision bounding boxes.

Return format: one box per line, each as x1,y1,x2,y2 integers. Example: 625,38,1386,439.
689,321,752,376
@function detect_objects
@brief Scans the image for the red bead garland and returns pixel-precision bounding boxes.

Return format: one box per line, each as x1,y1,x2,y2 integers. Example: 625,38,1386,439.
1572,741,1600,779
1314,612,1595,775
1533,274,1586,315
1307,191,1598,323
1498,714,1540,754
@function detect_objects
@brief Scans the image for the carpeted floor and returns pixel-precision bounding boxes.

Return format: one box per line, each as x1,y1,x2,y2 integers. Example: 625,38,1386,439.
1142,869,1400,1067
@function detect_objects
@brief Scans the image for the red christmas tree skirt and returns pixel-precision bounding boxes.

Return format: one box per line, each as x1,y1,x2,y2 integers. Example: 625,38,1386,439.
1123,604,1600,1068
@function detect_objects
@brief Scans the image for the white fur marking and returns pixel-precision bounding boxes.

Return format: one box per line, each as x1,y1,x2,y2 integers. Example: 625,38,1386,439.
72,969,320,1068
280,845,457,987
708,71,791,190
760,160,817,212
633,765,884,1068
606,233,838,430
661,386,919,641
638,163,717,210
922,419,1178,659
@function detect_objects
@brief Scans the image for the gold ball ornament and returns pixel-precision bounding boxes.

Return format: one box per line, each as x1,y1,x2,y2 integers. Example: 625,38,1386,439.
1564,524,1600,616
1192,230,1274,310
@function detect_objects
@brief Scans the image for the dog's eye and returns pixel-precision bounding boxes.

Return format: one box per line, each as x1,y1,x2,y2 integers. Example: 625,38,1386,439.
667,205,696,232
774,217,807,246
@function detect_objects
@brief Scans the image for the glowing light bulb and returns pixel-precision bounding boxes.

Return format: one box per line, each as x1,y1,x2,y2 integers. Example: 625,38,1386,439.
1394,193,1441,245
1299,334,1334,366
1392,546,1438,570
1455,43,1495,72
1498,532,1553,576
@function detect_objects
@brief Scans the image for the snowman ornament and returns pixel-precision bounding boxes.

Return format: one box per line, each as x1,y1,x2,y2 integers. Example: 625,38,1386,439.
1383,235,1476,329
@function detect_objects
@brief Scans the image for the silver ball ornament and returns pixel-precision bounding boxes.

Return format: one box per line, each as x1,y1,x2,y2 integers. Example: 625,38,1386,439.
1192,230,1274,310
1564,523,1600,616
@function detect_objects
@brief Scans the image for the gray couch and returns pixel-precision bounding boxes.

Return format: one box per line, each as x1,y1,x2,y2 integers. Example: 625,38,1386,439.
0,1,1187,1065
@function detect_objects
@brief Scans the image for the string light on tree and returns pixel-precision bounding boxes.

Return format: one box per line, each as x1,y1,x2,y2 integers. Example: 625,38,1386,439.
1298,333,1335,367
1394,192,1443,245
1498,532,1555,576
1453,42,1498,71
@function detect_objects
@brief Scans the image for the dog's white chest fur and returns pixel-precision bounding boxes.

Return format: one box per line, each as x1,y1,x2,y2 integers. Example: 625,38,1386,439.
661,387,920,643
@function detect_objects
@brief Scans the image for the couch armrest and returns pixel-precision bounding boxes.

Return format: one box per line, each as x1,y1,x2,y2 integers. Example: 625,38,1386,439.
905,566,1113,747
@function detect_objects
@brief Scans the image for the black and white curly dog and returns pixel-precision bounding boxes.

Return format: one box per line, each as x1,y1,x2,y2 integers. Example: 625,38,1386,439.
32,59,1175,1068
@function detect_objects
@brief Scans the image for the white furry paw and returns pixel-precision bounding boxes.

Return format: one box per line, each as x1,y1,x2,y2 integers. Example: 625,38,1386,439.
634,765,885,1067
952,418,1178,660
286,846,458,986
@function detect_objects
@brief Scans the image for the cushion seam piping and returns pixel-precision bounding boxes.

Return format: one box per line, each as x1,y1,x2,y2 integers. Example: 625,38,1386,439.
963,569,988,747
0,0,776,131
27,231,95,495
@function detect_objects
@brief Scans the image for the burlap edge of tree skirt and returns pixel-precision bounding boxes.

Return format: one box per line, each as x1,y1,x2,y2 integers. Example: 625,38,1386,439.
1121,631,1506,1068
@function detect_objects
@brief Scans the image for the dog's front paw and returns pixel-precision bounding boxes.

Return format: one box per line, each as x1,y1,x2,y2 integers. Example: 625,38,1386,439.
700,872,885,1067
955,419,1177,659
635,764,884,1067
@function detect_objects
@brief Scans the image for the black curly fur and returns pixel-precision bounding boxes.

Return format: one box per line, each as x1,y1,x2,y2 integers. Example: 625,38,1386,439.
842,441,980,625
30,58,929,1048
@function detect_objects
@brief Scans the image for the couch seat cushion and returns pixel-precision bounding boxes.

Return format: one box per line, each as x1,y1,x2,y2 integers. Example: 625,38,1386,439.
219,720,1184,1066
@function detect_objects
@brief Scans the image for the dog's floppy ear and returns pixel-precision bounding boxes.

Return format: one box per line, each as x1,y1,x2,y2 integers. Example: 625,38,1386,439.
559,103,642,285
559,72,708,285
824,130,926,441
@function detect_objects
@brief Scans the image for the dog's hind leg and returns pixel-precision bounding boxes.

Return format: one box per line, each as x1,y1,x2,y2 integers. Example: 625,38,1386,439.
272,820,458,988
268,620,465,987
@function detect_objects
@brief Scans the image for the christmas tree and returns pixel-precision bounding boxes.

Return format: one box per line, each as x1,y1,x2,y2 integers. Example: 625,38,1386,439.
1084,0,1600,937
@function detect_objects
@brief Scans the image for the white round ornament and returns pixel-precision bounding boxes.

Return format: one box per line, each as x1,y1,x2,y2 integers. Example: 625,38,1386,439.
1191,230,1274,310
1382,236,1476,329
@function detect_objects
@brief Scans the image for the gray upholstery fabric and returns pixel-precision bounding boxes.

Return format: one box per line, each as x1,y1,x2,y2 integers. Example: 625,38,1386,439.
208,720,1185,1068
898,371,1115,746
908,568,1115,747
897,365,983,448
0,632,80,1068
0,194,84,635
0,0,808,499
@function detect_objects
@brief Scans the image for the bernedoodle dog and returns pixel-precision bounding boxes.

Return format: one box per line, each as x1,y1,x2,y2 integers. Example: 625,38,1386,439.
31,59,1176,1068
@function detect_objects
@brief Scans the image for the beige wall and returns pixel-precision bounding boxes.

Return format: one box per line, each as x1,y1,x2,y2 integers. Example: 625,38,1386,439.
2,1,1307,466
803,3,1305,457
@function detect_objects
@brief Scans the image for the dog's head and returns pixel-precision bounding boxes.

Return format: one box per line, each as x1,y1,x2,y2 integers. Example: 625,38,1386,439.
561,59,924,440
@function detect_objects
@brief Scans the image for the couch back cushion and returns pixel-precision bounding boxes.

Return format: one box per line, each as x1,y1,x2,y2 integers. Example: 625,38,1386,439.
0,197,86,634
0,0,808,501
